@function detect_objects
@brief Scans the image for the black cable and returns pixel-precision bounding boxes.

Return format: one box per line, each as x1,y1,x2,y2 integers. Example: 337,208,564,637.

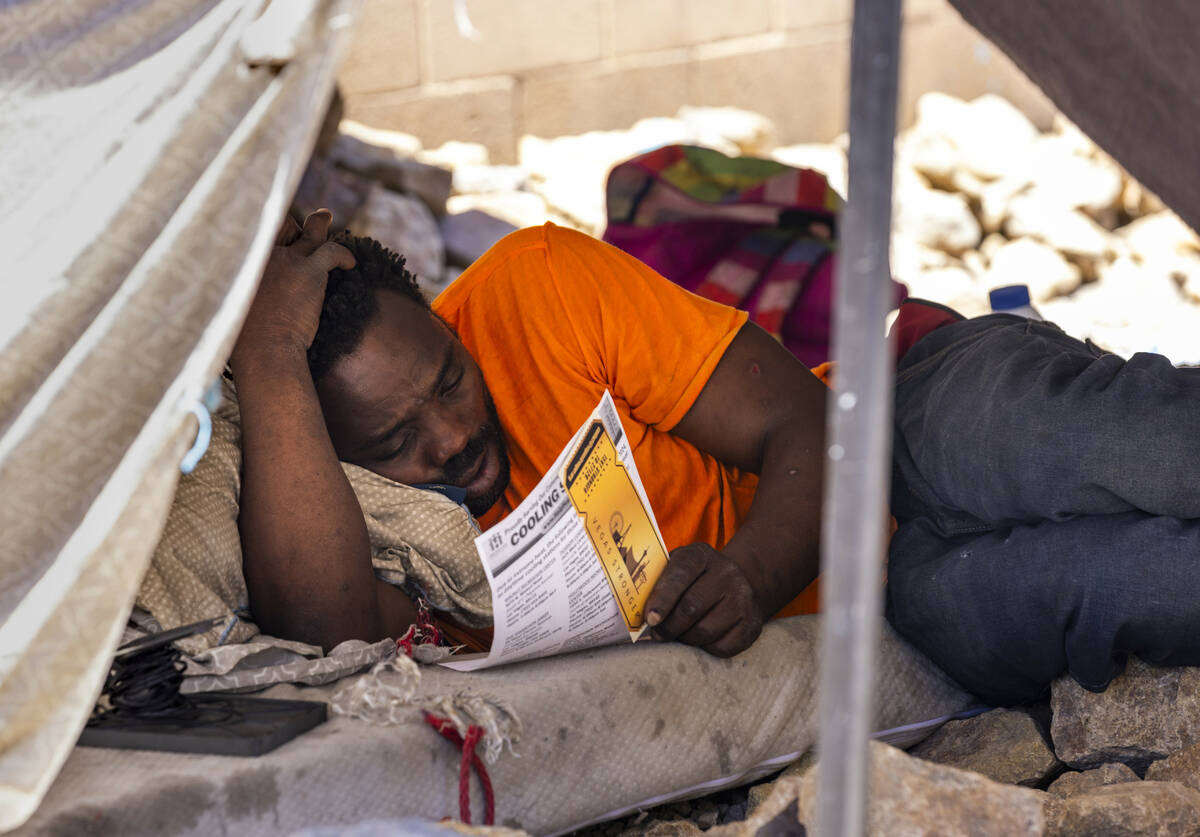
88,621,240,730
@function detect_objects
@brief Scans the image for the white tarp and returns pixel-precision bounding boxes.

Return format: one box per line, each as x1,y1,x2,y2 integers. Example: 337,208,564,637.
0,0,359,828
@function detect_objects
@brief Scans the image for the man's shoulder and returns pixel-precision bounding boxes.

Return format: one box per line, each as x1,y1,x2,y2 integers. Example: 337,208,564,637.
433,224,551,315
433,222,610,316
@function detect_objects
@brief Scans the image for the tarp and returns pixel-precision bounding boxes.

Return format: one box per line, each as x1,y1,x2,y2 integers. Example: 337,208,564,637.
0,0,359,828
948,0,1200,235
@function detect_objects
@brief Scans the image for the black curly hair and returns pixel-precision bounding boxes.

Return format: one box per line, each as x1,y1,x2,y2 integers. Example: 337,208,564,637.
307,232,431,382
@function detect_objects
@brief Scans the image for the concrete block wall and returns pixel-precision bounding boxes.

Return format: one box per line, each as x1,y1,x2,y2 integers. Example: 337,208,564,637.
339,0,1056,163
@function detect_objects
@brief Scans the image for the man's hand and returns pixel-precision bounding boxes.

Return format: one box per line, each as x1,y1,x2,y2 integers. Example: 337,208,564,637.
645,543,765,657
658,321,829,659
231,209,354,365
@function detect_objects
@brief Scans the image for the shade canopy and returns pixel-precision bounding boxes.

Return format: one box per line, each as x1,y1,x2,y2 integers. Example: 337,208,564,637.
0,0,358,828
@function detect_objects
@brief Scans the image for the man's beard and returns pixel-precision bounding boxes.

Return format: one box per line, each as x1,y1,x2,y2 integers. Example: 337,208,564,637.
441,390,510,517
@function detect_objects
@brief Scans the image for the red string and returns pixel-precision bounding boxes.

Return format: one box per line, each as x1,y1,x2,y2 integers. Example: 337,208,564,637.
397,598,443,658
424,712,495,825
416,597,443,645
397,625,417,658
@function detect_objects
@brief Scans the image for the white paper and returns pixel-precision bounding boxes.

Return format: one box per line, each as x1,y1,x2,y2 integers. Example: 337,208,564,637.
441,391,668,671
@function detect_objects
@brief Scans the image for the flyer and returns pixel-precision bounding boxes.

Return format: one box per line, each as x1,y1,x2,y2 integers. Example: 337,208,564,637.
440,392,669,671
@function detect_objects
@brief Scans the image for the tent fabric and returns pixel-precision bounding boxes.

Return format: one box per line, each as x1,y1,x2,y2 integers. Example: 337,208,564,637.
947,0,1200,235
0,0,361,829
11,618,973,837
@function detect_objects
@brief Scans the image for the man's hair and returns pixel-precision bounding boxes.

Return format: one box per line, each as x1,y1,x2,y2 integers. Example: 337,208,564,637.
307,232,430,382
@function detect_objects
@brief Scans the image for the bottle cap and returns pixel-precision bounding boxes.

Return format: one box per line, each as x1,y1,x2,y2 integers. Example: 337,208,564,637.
989,284,1032,311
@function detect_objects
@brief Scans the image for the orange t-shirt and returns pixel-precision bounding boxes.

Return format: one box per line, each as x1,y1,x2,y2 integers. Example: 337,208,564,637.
434,223,820,614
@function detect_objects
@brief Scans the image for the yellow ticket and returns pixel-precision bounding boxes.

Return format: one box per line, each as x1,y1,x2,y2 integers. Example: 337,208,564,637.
563,419,669,636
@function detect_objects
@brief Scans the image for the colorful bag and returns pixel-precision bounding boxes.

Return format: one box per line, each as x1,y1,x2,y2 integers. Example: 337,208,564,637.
603,144,907,366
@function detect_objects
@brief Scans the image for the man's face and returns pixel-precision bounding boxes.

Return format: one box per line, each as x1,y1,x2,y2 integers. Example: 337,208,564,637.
316,290,510,517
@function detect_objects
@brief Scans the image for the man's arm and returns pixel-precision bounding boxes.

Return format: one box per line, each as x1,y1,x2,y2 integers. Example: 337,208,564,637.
231,210,417,649
645,321,828,656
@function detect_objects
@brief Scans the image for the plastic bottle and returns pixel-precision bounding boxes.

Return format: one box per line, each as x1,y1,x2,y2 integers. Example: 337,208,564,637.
989,284,1042,320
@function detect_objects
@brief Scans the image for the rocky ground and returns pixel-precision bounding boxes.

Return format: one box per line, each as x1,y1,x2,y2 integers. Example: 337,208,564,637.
298,91,1200,366
294,95,1200,835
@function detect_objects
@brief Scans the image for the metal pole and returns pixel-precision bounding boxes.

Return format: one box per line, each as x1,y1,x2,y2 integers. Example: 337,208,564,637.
815,0,902,835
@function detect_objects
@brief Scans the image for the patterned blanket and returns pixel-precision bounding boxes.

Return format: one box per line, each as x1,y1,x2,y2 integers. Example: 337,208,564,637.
604,144,907,366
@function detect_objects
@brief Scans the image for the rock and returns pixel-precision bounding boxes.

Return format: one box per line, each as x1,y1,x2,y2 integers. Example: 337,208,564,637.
725,741,1044,836
446,192,553,230
1037,257,1200,362
986,238,1082,302
893,177,982,255
452,164,529,195
440,209,518,267
770,143,847,197
338,119,422,158
745,782,774,817
530,174,607,235
979,232,1009,262
1051,658,1200,770
419,140,490,169
618,819,702,837
1044,781,1200,837
350,183,445,284
898,128,960,192
1025,135,1124,217
912,92,1037,182
1146,742,1200,792
957,94,1040,181
892,234,958,274
1004,194,1116,278
1122,177,1167,219
720,802,745,823
891,233,992,316
961,249,988,279
950,167,988,202
1168,253,1200,305
691,799,719,830
901,267,988,318
1119,210,1200,262
415,263,462,299
676,106,777,156
442,264,464,287
911,91,972,142
1050,113,1100,159
519,132,628,233
329,133,453,215
978,176,1032,234
1047,762,1140,797
292,156,372,229
521,125,686,183
908,708,1062,787
745,754,815,816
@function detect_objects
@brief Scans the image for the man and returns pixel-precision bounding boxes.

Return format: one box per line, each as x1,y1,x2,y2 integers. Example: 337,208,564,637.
235,210,1200,706
232,210,827,661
